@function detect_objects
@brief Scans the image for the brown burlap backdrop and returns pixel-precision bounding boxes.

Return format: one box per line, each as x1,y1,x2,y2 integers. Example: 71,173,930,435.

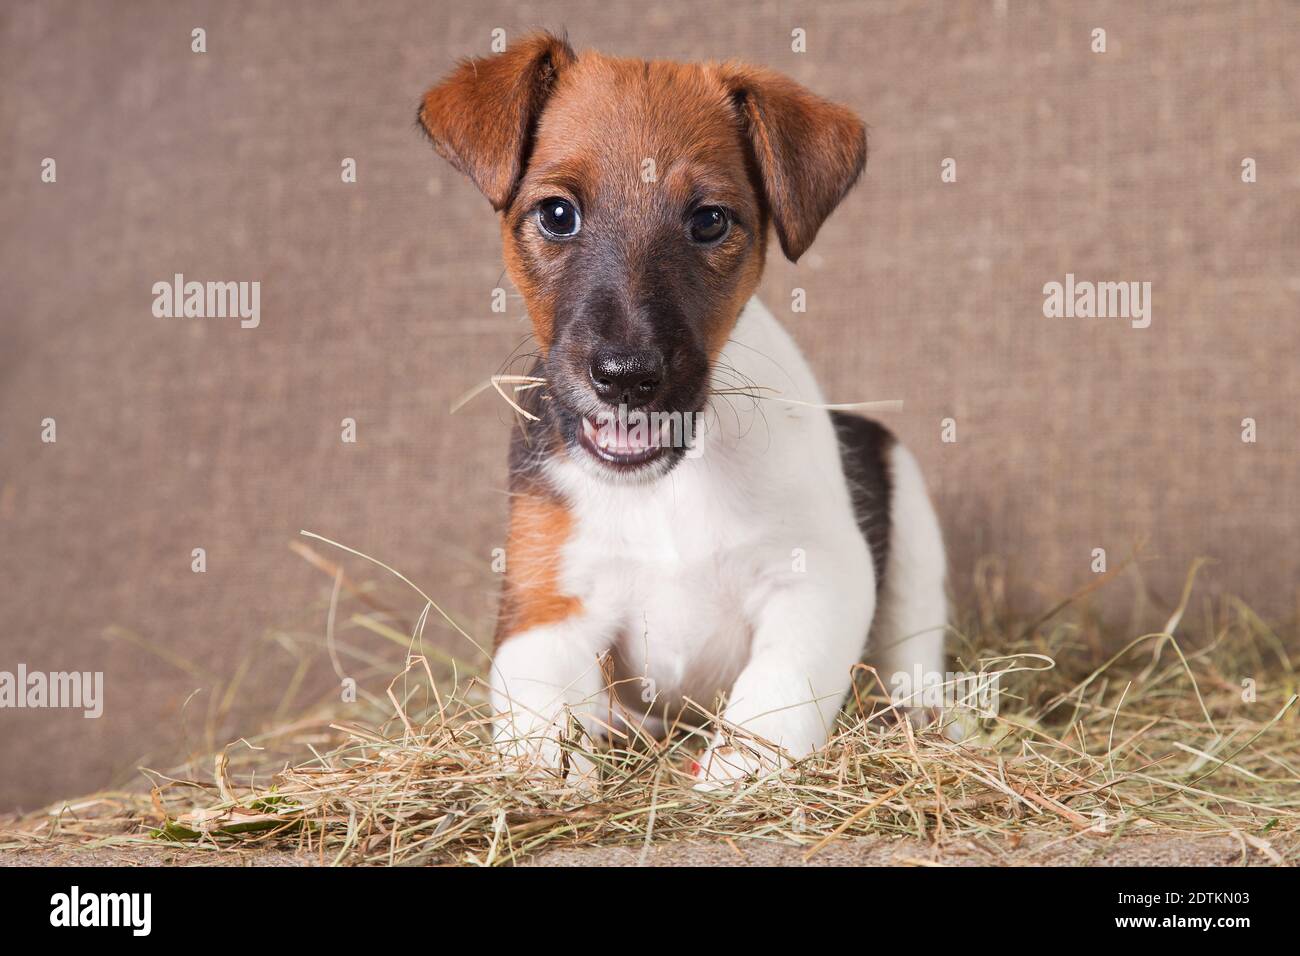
2,0,1297,811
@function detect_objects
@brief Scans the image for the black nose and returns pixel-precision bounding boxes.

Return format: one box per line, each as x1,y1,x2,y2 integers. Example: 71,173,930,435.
589,348,664,407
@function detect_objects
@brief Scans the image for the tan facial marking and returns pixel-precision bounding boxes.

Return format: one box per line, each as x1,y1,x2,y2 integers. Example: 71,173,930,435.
500,52,769,355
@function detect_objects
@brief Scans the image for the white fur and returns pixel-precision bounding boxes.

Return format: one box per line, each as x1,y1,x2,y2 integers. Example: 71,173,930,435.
490,297,948,783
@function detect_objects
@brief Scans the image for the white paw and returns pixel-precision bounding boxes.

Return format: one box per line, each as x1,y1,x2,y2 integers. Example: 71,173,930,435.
939,708,982,743
889,705,982,744
691,743,781,790
494,718,600,787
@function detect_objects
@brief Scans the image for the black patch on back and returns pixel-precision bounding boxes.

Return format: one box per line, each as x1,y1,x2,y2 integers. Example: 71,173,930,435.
830,412,895,593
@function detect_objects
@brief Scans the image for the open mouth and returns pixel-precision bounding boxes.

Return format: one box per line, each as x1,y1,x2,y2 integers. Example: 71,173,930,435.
577,413,670,468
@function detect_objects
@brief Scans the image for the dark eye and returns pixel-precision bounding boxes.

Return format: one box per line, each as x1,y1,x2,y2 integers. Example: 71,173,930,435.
537,198,581,238
689,206,729,244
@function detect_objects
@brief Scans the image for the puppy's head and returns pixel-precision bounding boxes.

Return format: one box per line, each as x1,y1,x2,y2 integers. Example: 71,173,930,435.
419,33,866,481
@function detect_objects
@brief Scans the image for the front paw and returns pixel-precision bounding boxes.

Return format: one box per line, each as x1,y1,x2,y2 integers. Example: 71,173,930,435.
494,715,600,787
692,743,781,790
900,705,981,743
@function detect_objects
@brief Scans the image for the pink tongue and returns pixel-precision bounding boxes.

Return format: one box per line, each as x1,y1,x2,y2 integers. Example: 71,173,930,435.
596,416,658,453
617,429,650,452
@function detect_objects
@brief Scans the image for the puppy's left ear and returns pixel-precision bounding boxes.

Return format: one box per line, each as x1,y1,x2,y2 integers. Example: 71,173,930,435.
418,32,576,210
719,65,867,262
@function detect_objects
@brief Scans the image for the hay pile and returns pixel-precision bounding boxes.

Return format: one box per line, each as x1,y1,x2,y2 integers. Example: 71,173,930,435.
4,554,1296,866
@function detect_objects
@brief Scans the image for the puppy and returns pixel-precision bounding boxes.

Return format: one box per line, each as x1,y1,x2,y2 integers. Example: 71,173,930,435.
418,33,948,783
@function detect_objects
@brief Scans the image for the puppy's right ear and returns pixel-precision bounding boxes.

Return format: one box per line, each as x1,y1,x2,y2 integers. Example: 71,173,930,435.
418,32,575,210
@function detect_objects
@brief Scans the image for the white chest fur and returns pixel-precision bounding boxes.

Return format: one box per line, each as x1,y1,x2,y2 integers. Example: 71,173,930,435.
538,298,874,720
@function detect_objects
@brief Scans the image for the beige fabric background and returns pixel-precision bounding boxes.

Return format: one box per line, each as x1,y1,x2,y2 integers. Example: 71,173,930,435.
1,0,1297,811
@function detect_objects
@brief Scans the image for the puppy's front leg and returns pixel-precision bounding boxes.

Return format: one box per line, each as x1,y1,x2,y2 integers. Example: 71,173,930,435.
697,580,871,784
490,618,610,781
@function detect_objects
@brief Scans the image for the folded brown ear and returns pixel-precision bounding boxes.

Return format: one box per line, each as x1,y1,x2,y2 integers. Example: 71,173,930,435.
720,65,867,262
418,32,576,210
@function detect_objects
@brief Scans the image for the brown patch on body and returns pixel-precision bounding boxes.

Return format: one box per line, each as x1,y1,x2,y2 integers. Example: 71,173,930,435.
495,493,582,646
